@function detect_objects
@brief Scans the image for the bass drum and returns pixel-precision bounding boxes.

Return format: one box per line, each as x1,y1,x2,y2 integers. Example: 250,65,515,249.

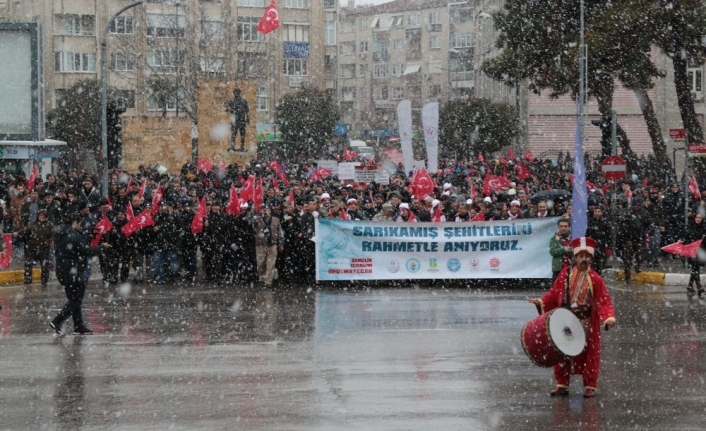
521,308,585,367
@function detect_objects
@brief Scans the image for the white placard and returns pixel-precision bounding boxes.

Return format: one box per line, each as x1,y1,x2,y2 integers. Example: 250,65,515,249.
338,162,360,180
317,160,338,175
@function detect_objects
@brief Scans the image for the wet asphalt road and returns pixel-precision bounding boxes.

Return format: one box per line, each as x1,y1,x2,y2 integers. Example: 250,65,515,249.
1,278,706,431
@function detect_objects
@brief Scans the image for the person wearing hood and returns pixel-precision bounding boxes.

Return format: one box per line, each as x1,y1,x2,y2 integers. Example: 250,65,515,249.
49,213,110,336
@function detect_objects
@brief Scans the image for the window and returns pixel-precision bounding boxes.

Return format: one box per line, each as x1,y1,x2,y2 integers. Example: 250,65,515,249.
429,36,440,49
360,41,368,53
257,86,268,111
392,87,404,99
237,0,265,5
373,62,389,78
374,85,388,100
200,55,226,75
391,15,403,27
688,60,703,93
111,53,135,71
283,58,308,75
340,64,356,78
202,20,222,39
359,17,368,30
110,17,133,34
393,63,404,76
62,14,95,36
324,0,336,10
359,63,368,77
373,38,388,53
147,13,185,38
429,11,441,25
113,90,136,109
341,87,356,101
238,52,267,76
237,17,265,42
148,88,177,111
147,49,185,74
325,21,336,45
452,33,473,48
54,52,96,72
393,39,404,51
284,0,308,8
284,24,310,42
407,13,420,27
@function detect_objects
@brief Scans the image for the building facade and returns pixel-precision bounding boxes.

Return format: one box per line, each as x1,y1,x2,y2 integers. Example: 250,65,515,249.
0,0,335,128
338,0,475,136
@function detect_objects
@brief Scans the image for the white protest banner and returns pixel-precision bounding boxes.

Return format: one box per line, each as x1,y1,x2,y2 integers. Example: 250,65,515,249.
315,218,556,281
338,162,360,180
355,166,390,184
317,160,338,175
422,102,439,173
397,99,414,174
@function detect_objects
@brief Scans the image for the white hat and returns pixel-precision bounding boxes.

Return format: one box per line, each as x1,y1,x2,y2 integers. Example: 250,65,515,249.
321,193,331,200
442,191,450,196
399,203,410,210
432,199,441,208
347,198,358,205
443,183,452,190
510,200,521,207
507,188,516,196
255,164,262,168
466,199,473,205
483,197,492,203
240,202,249,209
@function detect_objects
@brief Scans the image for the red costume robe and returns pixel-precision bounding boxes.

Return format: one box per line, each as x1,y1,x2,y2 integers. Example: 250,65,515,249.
538,264,617,390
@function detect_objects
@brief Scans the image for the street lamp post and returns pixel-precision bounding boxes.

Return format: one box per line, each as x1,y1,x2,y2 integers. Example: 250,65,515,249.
447,1,468,100
101,0,146,196
175,1,181,117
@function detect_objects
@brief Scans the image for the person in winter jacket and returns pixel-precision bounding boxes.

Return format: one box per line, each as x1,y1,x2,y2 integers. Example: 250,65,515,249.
549,218,572,280
49,213,110,336
679,213,706,295
618,197,653,284
15,209,54,287
586,206,611,274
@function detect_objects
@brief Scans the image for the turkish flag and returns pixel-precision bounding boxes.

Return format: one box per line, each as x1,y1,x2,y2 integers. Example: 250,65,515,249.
122,211,155,238
91,217,114,247
253,177,264,212
226,185,240,216
689,176,701,200
662,240,702,258
126,202,135,221
151,185,163,215
470,185,477,199
126,177,133,192
472,212,486,222
138,178,147,198
288,190,295,206
272,177,279,190
483,174,512,196
197,158,214,173
524,149,536,163
27,165,39,190
411,168,435,198
191,197,207,235
516,161,531,181
257,0,281,34
240,175,255,202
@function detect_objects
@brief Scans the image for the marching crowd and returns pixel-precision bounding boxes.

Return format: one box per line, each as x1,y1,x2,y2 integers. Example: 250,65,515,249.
0,151,700,290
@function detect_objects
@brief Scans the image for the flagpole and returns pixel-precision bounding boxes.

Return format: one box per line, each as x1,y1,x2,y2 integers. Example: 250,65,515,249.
578,0,586,153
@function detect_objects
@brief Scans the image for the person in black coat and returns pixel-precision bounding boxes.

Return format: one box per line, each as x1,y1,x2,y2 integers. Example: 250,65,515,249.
49,213,110,336
618,197,653,284
586,206,611,274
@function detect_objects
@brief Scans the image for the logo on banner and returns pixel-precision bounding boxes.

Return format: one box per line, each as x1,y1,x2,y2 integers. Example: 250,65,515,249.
425,126,436,138
490,257,501,271
470,258,480,271
428,258,439,272
447,258,461,272
406,258,421,273
387,259,401,273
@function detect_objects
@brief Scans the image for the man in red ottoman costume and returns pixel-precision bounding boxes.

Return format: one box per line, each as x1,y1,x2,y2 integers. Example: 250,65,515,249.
529,236,617,398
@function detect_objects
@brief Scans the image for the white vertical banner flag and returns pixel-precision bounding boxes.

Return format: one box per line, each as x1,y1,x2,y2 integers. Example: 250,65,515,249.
396,99,414,175
422,102,439,173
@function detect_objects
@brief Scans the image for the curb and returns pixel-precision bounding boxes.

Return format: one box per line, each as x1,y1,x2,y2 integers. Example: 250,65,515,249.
0,268,41,286
606,268,696,286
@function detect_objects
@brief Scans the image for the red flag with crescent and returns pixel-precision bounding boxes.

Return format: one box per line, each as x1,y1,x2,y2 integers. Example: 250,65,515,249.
411,168,435,198
483,174,512,196
27,165,39,190
126,202,135,221
122,211,155,238
151,185,163,215
226,185,240,216
516,161,531,182
191,197,207,235
257,0,281,34
240,175,255,202
91,217,114,247
254,177,264,212
138,178,147,198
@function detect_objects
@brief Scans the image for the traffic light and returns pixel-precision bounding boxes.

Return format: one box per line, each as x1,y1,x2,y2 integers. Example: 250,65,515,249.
106,101,126,169
591,115,613,158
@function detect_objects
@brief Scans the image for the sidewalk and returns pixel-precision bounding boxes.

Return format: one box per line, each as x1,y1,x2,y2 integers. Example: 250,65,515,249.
604,256,697,286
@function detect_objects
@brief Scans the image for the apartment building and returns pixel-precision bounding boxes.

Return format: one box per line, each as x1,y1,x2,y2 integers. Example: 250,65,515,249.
338,0,475,135
0,0,336,126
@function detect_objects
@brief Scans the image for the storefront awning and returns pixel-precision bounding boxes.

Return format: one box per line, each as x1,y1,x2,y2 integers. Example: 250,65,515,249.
403,64,421,75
